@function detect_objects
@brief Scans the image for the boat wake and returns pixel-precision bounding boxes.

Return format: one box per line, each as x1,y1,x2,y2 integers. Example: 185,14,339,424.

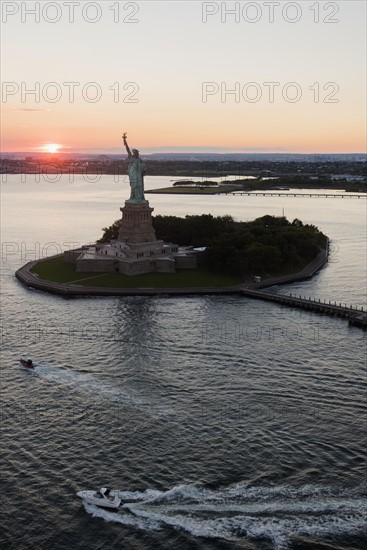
83,483,367,549
32,364,175,419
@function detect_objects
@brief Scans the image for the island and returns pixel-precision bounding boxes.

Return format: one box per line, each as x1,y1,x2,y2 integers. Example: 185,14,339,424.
17,213,327,291
13,138,366,327
15,213,367,327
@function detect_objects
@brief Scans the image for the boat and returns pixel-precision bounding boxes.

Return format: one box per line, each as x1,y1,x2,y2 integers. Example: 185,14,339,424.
19,358,34,369
76,488,121,509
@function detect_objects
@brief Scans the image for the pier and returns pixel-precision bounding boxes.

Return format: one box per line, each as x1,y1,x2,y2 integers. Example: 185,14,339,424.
237,244,367,329
240,288,367,329
228,192,366,198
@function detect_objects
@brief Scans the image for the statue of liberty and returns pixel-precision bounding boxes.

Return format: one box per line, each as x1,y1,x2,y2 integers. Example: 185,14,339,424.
123,133,147,203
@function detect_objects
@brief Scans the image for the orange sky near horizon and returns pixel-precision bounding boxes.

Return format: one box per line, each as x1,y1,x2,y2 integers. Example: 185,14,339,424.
3,111,364,155
1,1,366,154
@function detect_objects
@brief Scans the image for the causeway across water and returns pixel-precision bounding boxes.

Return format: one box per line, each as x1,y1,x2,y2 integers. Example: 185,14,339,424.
229,192,366,198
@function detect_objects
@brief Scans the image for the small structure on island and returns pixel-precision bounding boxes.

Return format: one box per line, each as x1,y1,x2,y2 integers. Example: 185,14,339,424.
67,133,197,275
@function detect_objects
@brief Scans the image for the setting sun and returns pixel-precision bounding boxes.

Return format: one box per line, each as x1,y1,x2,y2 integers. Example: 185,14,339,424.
45,144,61,154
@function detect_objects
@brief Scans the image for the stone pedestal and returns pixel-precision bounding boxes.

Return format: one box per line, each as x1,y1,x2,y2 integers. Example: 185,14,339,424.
118,202,157,243
73,195,196,275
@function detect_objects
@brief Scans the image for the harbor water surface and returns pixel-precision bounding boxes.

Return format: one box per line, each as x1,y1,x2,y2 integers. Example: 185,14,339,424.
1,175,366,550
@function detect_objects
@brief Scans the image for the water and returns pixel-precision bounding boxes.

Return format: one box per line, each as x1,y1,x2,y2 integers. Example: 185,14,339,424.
1,175,366,549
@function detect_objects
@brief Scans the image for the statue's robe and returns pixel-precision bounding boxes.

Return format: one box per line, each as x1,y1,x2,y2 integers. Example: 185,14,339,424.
128,157,145,202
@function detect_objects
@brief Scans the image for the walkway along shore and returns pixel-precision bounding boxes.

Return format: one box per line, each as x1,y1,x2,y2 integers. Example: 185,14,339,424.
15,244,366,329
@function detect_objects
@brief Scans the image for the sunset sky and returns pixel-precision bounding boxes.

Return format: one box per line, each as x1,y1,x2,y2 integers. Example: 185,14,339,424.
1,1,366,154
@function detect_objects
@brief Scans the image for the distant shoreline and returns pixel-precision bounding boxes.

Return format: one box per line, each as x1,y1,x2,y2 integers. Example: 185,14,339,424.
146,189,367,196
146,184,367,195
1,174,365,194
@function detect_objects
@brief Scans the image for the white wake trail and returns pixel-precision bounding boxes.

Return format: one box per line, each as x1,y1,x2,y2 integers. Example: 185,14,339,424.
83,483,367,550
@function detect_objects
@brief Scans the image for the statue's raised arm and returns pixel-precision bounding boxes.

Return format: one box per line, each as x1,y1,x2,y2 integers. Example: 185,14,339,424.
122,132,132,157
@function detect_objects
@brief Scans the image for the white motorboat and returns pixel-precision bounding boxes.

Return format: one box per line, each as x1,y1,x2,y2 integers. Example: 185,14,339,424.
76,487,121,509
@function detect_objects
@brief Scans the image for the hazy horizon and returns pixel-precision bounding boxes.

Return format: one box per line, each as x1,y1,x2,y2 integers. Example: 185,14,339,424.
1,149,366,159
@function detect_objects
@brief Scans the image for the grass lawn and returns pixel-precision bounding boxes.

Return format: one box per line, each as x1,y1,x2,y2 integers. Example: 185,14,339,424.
31,256,243,288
